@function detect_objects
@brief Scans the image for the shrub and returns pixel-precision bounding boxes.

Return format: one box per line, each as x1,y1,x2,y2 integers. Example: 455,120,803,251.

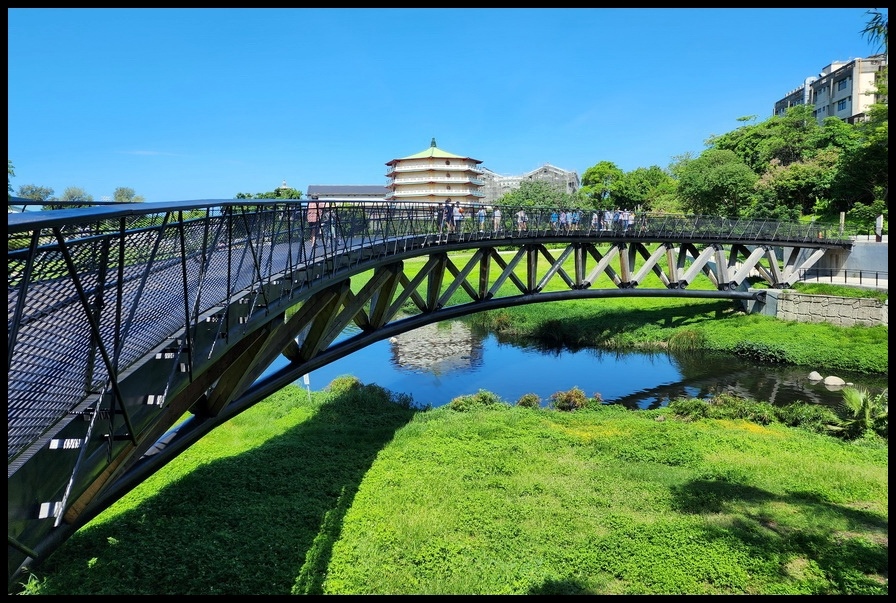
668,393,884,437
667,397,710,420
549,387,589,412
667,395,776,422
586,392,605,410
734,400,777,424
516,393,541,408
706,392,776,424
775,402,841,435
327,375,363,393
448,389,506,412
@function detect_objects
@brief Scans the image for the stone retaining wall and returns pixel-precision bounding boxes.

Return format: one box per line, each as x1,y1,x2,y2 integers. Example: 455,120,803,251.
744,290,888,327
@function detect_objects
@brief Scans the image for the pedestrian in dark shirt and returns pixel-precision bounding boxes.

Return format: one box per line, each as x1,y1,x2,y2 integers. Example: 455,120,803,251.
442,198,455,234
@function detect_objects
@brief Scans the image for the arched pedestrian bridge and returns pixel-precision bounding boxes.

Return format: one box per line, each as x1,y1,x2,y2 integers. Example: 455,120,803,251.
6,199,853,586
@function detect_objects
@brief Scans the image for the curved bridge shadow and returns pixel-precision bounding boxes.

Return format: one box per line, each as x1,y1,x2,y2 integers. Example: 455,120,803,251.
18,381,419,595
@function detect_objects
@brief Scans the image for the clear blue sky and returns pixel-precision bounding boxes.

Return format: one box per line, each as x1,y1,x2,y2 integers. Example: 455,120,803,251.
8,8,886,203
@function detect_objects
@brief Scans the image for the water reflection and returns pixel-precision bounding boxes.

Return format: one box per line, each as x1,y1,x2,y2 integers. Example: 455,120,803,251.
613,352,879,410
269,320,886,411
389,322,484,374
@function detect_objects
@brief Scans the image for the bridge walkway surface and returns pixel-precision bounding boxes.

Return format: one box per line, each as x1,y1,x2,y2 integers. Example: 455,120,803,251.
6,199,860,587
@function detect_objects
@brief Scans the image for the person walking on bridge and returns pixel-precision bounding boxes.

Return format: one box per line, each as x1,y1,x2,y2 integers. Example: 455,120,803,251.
516,208,528,232
453,201,464,235
477,206,487,233
307,196,323,250
441,199,455,237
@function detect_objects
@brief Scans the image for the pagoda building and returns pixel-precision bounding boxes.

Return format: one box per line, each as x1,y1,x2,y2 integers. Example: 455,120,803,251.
385,138,485,206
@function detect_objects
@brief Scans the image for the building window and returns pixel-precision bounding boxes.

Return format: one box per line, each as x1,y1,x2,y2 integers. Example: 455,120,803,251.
837,99,848,111
837,79,849,91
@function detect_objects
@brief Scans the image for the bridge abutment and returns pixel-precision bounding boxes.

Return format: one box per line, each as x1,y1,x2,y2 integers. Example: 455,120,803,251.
744,289,888,327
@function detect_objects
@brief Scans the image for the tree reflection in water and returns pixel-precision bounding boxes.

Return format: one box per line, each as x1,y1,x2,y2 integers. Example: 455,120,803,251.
265,320,887,411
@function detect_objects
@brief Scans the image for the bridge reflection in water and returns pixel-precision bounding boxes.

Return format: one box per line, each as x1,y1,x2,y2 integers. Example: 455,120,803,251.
6,199,852,586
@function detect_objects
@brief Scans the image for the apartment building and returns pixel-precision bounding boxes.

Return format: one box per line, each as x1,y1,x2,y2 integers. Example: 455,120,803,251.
774,53,887,124
385,138,485,205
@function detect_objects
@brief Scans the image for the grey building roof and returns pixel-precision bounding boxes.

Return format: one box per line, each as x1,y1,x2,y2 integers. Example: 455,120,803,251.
306,185,390,197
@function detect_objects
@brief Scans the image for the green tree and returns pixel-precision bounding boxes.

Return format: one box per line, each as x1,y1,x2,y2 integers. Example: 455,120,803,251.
610,166,678,213
709,105,825,174
113,187,145,203
704,102,884,220
847,198,888,234
704,116,775,173
579,161,623,209
498,180,577,209
765,105,826,167
815,115,865,153
16,184,55,205
667,152,695,181
236,184,304,200
827,136,888,214
674,149,757,217
44,186,95,210
266,186,303,199
829,12,889,217
750,149,838,219
827,63,887,215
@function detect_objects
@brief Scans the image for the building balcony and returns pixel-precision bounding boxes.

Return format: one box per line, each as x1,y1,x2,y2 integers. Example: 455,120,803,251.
388,176,485,186
389,188,486,199
386,163,484,176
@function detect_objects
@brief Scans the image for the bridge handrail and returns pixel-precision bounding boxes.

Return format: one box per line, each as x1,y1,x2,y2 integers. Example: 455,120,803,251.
8,199,853,245
796,267,888,287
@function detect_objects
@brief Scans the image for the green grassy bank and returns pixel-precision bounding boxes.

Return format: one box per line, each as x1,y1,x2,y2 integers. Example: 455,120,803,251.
13,271,887,595
15,377,887,595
